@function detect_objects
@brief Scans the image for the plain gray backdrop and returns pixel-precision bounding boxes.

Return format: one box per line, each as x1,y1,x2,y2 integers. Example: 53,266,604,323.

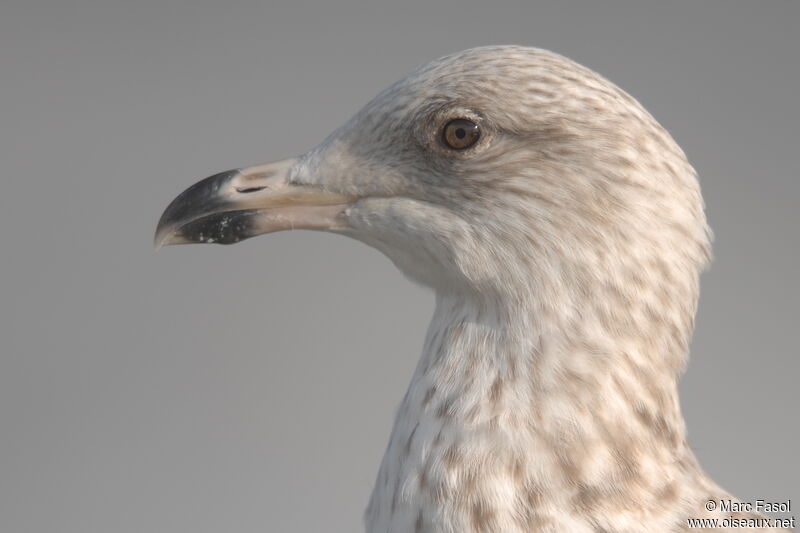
1,1,797,532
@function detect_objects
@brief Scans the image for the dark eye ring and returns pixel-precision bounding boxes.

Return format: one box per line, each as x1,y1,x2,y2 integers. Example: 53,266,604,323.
442,119,480,150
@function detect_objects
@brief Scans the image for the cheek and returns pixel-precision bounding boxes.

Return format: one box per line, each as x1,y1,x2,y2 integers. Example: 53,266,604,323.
341,198,469,287
342,198,509,291
344,198,452,257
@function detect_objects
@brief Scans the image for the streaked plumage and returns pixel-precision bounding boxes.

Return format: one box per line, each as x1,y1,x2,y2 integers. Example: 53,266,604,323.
156,46,789,532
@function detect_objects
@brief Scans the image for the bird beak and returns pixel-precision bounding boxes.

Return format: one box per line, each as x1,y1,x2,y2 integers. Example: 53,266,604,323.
154,158,358,249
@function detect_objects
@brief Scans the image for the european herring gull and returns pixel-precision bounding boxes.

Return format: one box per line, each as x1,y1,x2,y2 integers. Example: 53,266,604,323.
155,46,790,532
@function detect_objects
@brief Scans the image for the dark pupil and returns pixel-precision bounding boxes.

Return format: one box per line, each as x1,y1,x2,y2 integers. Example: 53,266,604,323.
455,128,466,139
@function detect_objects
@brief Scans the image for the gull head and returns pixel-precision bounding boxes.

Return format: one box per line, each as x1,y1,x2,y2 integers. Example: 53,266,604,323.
156,45,711,319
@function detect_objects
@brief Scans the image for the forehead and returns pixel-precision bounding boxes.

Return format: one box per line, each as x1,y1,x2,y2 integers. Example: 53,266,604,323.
418,46,594,89
361,46,640,134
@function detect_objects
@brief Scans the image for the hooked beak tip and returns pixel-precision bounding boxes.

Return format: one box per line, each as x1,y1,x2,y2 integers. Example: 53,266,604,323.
154,158,358,249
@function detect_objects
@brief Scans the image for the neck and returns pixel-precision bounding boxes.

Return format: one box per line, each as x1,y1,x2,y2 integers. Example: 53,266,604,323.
366,290,705,532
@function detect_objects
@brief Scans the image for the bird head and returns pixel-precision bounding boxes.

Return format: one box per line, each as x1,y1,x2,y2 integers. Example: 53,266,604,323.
156,46,710,321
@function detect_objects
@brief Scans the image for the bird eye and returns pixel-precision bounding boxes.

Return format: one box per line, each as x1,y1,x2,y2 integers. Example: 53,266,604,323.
442,119,480,150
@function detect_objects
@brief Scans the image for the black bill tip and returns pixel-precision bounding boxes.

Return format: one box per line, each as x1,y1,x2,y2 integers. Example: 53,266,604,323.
154,169,241,248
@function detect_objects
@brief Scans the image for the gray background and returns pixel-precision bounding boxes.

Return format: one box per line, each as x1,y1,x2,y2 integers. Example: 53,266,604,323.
1,1,797,532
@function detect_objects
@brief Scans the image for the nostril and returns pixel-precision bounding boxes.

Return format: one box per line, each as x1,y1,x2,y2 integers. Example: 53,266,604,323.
235,186,267,194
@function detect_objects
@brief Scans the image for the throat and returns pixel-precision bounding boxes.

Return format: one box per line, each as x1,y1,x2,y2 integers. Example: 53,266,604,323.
366,293,700,531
